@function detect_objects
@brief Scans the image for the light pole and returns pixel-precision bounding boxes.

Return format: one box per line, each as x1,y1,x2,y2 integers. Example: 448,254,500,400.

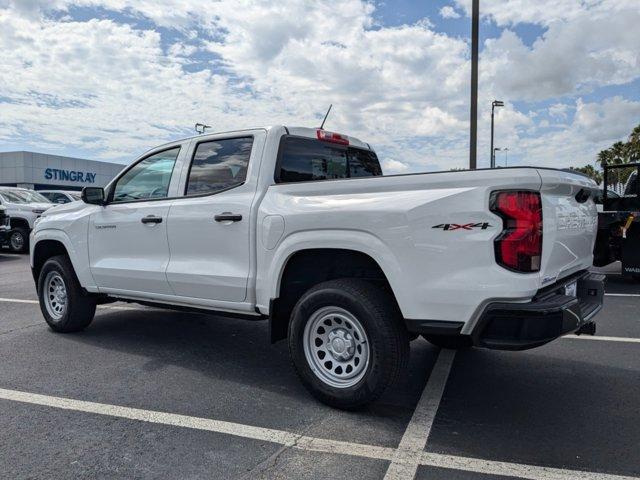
469,0,479,169
503,147,509,167
493,147,501,167
490,100,504,168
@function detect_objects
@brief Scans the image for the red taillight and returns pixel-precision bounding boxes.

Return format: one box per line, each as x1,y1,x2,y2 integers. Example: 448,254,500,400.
317,129,349,145
490,191,542,272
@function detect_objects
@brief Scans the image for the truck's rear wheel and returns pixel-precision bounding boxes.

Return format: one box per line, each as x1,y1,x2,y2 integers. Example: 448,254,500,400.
422,334,472,350
288,279,409,409
8,227,28,253
38,255,96,333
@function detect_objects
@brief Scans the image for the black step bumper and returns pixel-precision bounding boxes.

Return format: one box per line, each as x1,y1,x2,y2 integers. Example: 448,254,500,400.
404,271,605,351
471,272,604,350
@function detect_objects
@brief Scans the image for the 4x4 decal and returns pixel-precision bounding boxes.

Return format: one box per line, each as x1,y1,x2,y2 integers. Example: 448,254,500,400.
432,222,492,231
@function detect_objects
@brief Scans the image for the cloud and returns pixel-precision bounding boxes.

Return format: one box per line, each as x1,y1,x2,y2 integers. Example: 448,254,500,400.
0,1,472,164
452,0,638,27
0,0,638,176
481,9,640,102
489,97,640,169
381,158,409,174
439,6,460,19
548,103,570,120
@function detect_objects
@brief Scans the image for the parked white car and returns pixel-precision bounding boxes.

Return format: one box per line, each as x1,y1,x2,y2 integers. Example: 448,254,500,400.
30,126,604,408
0,187,52,253
38,190,82,204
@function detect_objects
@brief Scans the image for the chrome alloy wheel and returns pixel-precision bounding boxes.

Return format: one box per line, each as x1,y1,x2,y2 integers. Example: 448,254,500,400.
44,271,67,321
303,306,370,388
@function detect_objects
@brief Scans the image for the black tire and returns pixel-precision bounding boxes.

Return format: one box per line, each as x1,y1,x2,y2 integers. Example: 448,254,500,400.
288,279,409,409
8,227,29,253
422,334,472,350
38,255,96,333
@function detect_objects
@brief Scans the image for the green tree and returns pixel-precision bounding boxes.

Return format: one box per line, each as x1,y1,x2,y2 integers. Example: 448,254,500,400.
597,148,614,168
597,123,640,166
572,165,602,184
610,141,629,164
628,125,640,162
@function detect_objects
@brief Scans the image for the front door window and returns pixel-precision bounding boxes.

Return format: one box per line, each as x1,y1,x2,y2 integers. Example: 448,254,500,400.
112,147,180,202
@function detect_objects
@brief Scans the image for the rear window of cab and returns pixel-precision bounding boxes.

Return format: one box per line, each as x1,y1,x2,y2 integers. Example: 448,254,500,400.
276,136,382,183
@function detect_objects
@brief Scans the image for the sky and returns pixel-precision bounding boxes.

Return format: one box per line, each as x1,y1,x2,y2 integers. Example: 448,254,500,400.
0,0,638,173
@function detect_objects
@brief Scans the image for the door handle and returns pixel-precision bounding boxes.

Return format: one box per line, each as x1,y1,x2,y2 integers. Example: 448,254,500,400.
214,213,242,222
141,215,163,224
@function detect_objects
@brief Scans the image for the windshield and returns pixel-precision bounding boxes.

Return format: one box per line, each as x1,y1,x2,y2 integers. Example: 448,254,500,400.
0,189,51,204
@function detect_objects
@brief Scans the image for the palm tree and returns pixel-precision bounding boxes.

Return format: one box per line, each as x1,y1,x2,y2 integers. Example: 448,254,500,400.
597,149,613,168
629,125,640,144
610,141,628,164
573,165,602,184
594,123,640,191
628,125,640,162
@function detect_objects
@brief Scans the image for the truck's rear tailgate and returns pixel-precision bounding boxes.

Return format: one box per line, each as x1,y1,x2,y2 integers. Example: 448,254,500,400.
537,169,599,287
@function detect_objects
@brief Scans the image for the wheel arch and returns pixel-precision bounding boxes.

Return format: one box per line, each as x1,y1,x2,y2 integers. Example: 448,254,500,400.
9,217,30,230
264,235,405,343
31,230,96,291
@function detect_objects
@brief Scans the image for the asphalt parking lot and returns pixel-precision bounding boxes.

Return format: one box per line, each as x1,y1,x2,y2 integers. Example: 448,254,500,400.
0,253,639,479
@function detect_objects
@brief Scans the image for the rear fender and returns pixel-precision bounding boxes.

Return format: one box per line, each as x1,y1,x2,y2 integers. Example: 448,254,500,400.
256,229,404,315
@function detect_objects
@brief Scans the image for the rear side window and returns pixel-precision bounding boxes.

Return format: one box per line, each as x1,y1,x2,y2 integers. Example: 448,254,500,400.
349,148,383,177
277,137,381,183
186,137,253,196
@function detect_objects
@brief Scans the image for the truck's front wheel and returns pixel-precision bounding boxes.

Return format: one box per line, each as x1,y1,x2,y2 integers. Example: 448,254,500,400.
288,279,409,409
38,255,96,333
8,227,28,253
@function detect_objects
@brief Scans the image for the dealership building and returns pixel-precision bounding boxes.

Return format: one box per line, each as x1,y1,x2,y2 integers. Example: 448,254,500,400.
0,151,124,191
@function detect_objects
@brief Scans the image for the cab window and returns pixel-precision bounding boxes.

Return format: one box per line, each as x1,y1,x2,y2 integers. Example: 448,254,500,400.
185,137,253,196
276,136,382,183
112,147,180,203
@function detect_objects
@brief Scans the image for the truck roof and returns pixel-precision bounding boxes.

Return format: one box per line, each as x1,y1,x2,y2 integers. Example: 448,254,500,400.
170,125,372,151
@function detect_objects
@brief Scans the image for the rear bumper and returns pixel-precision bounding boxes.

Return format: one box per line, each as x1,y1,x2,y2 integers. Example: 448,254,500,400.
405,271,605,351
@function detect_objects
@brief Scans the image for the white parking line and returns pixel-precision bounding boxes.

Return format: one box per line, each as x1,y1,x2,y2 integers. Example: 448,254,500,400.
564,335,640,344
605,293,640,297
384,349,456,480
420,452,640,480
0,297,37,304
0,386,637,480
0,386,395,460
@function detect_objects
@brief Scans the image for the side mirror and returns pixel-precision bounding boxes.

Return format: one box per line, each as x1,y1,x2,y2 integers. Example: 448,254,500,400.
81,187,106,205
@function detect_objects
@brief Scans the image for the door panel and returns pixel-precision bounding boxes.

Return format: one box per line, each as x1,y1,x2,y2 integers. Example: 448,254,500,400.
88,145,182,295
165,135,257,302
166,188,253,301
89,201,174,294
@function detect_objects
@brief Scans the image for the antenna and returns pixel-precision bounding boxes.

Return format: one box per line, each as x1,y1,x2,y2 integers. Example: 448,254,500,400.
319,104,332,130
195,123,212,134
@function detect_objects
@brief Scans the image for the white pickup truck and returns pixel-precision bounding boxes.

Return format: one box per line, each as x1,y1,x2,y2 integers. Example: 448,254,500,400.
30,126,604,408
0,187,52,253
